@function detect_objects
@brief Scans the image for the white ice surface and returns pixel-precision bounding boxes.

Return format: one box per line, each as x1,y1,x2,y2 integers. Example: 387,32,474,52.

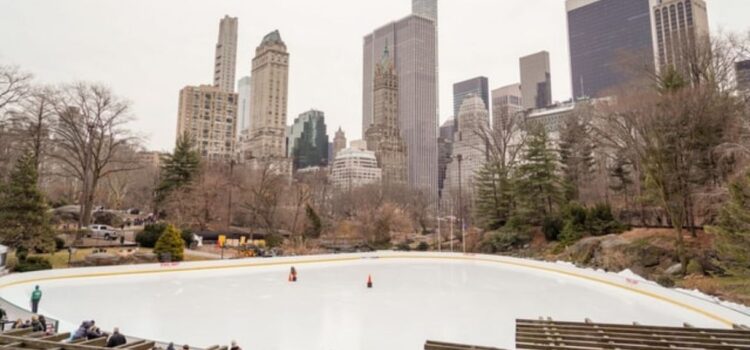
1,252,749,350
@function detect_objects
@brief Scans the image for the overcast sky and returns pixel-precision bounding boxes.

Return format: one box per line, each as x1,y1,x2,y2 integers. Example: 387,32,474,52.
1,0,748,151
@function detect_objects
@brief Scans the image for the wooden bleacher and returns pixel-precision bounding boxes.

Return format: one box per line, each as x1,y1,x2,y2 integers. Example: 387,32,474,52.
0,327,226,350
515,318,750,350
424,340,504,350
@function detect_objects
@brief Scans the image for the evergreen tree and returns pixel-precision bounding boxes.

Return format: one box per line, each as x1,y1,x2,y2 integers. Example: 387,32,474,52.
156,132,201,204
708,172,750,274
153,224,185,262
304,204,323,239
514,124,562,222
473,161,513,230
0,151,55,252
558,116,595,201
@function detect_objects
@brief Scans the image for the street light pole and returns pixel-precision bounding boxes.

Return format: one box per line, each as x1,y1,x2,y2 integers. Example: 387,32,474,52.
457,154,465,253
436,215,441,252
449,210,454,253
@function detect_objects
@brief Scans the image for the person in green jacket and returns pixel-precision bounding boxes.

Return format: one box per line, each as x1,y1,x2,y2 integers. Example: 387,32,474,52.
30,285,42,313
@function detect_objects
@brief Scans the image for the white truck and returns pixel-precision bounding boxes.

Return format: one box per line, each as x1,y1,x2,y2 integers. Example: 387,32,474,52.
86,225,120,241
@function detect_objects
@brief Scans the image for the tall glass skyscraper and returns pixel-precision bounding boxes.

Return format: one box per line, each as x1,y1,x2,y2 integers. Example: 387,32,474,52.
453,77,489,124
363,13,438,194
288,110,329,170
566,0,653,98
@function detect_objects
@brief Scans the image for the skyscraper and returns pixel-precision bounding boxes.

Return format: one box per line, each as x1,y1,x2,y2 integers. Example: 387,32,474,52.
176,85,237,161
491,84,523,131
246,30,290,163
438,118,455,197
651,0,710,74
288,109,329,170
363,14,438,194
412,0,437,24
176,16,238,161
444,95,489,196
566,0,654,98
236,76,252,138
520,51,552,110
365,46,408,185
453,77,489,123
737,60,750,92
213,15,238,93
333,127,347,159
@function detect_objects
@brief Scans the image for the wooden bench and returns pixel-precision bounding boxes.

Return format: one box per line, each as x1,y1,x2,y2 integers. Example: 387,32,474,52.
425,340,504,350
516,318,750,350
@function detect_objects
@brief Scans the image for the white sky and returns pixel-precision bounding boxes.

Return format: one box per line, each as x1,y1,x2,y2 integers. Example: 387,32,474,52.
1,0,748,152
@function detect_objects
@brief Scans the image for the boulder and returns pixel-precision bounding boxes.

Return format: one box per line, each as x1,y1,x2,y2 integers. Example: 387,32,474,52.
664,263,682,275
84,253,120,266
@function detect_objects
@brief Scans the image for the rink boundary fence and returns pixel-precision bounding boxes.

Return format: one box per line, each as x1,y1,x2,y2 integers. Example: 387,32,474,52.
0,253,741,327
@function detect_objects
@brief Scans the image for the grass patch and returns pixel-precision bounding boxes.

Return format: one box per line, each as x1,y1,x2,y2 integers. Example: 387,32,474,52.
7,247,213,269
677,275,750,306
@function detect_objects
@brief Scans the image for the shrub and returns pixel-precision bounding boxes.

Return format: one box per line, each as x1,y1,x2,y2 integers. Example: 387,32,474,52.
416,242,429,251
558,221,583,247
153,224,184,262
686,259,705,276
396,242,411,251
54,237,66,251
564,202,588,228
14,256,52,272
656,275,675,288
181,229,195,248
93,211,123,227
586,203,627,236
265,233,284,248
481,220,531,253
542,215,564,241
136,223,168,248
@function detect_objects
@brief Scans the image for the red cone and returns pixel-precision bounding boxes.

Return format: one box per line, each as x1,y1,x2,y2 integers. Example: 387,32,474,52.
367,274,373,288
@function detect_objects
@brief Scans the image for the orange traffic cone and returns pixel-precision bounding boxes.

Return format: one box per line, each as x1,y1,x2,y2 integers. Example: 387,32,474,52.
367,274,373,288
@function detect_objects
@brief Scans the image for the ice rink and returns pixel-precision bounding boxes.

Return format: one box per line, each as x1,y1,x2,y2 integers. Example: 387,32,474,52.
1,252,749,350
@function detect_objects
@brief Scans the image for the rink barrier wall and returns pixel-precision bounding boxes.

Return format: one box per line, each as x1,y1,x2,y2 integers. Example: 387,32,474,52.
0,251,748,328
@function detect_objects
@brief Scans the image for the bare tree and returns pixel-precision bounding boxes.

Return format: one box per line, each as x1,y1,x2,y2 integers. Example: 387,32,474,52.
240,164,286,236
0,65,32,116
50,83,139,229
6,86,57,172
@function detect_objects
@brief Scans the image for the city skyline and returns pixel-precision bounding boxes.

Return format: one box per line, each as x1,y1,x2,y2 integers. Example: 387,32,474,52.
0,0,747,152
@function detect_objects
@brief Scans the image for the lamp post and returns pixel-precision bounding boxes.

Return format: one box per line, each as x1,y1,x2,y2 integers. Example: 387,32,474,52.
456,154,466,254
436,214,441,252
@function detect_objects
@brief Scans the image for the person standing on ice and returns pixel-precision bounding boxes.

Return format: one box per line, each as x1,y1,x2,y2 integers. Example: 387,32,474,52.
30,285,42,313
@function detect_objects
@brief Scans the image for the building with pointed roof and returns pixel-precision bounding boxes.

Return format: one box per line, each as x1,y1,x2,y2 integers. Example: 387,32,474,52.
333,127,347,160
365,44,408,186
241,30,292,175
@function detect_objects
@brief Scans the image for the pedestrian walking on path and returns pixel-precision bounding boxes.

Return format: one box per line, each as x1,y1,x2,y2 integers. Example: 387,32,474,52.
30,286,42,313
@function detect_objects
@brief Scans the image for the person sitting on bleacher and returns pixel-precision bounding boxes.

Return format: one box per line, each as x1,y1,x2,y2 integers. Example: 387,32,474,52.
72,320,92,340
86,325,106,340
106,327,126,348
31,315,44,332
38,315,47,333
12,319,23,329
